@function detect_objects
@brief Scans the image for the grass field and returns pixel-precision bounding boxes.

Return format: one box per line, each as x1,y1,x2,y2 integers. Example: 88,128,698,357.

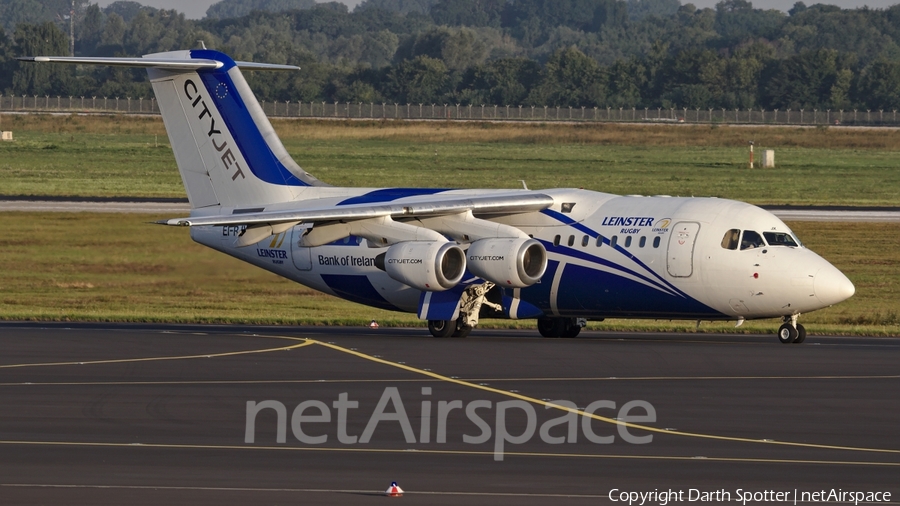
0,212,897,336
1,114,897,335
2,114,900,206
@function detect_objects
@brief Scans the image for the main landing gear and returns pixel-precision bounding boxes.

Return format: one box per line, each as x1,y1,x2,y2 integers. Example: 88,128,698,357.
537,317,586,338
427,283,501,338
778,314,806,344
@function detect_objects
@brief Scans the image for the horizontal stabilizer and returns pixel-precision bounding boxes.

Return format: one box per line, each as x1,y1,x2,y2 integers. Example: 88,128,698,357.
17,56,300,71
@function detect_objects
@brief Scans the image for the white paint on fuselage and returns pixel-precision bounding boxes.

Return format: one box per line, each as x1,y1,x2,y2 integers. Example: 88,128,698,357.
191,187,854,321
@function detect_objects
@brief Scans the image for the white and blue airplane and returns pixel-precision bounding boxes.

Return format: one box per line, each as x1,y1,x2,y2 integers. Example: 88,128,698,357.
21,49,855,342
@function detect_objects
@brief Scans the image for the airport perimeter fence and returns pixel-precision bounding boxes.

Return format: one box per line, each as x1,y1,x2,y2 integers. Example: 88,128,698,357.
3,94,900,126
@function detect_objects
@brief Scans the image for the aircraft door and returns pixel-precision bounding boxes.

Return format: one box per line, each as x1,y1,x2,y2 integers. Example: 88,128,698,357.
667,221,700,277
290,224,313,271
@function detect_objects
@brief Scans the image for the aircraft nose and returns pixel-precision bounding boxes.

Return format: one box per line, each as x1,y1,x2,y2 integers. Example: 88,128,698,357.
814,263,855,306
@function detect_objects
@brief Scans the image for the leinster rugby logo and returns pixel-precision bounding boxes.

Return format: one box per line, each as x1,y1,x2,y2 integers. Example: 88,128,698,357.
215,82,228,99
651,218,671,234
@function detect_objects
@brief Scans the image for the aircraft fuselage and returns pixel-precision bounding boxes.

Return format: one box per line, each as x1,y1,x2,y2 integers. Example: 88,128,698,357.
192,187,853,323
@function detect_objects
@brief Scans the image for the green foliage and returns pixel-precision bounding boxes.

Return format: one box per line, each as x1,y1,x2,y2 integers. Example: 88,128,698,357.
388,54,451,103
713,0,785,47
763,49,848,110
11,22,73,95
205,0,317,19
856,61,900,112
458,57,541,105
626,0,679,21
0,0,53,34
356,0,437,15
6,0,900,111
104,1,154,23
527,46,606,107
430,0,503,27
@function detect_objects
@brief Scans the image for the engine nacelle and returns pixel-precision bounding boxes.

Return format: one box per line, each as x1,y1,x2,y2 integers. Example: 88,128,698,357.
467,238,547,288
380,241,466,291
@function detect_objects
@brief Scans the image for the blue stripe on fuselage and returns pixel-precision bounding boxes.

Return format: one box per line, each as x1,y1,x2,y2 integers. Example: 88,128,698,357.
192,50,308,187
556,264,722,318
541,240,679,298
337,188,450,206
321,274,399,311
540,208,688,298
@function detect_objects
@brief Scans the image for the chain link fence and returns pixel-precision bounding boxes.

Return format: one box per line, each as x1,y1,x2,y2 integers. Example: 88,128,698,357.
3,94,899,126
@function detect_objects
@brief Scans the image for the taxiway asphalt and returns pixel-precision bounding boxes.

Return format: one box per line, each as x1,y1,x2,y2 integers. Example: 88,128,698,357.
0,324,898,505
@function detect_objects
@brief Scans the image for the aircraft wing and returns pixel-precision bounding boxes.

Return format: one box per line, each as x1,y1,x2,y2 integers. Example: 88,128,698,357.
159,192,555,227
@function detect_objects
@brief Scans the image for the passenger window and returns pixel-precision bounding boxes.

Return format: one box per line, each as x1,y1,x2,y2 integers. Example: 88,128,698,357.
740,230,765,250
764,232,799,247
653,236,660,248
596,235,603,247
567,235,575,247
553,235,560,247
611,236,618,247
721,229,740,250
624,236,632,248
582,235,589,247
639,236,646,248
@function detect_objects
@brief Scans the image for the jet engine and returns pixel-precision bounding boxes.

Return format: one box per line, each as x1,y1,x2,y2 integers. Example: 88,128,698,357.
466,238,547,288
378,241,466,291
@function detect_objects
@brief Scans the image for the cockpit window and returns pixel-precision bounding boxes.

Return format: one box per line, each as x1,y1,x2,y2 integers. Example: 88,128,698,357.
740,230,765,250
721,229,740,250
764,232,799,247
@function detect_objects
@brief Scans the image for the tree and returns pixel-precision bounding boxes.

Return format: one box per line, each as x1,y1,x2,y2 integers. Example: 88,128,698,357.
11,22,73,95
0,27,14,92
458,57,541,105
100,12,126,51
77,4,105,55
205,0,317,20
396,26,486,71
714,0,785,48
388,55,451,103
0,0,89,34
763,49,843,110
658,48,721,108
355,0,437,15
527,46,606,107
606,58,646,107
627,0,679,21
430,0,503,27
856,61,900,111
788,1,806,16
103,1,152,23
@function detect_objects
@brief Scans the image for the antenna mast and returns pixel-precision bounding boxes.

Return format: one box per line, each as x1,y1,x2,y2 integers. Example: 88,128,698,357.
69,0,75,57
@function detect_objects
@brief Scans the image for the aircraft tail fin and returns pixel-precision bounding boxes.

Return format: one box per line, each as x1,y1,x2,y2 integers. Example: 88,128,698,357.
20,50,327,209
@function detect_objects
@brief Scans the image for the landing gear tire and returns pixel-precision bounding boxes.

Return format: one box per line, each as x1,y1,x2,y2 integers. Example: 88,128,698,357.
793,324,807,344
428,319,456,338
562,323,582,338
452,324,472,338
778,323,799,344
537,317,567,338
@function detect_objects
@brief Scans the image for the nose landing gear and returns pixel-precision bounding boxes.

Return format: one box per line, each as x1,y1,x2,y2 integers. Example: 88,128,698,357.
778,314,807,344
